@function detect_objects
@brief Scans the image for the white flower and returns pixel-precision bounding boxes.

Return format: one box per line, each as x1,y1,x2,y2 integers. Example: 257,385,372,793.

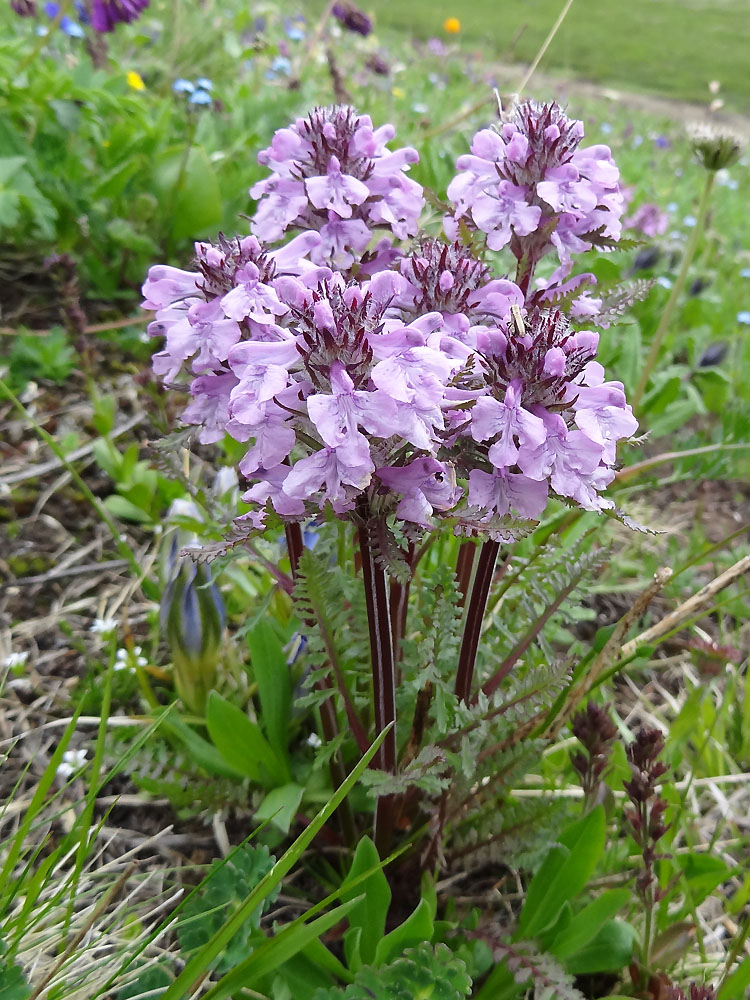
306,732,322,749
114,646,147,671
90,618,118,637
2,652,28,670
57,749,88,781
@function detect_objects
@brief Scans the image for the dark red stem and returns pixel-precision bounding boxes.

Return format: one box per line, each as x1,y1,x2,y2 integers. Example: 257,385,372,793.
454,540,499,703
357,517,397,855
388,542,415,665
455,538,477,608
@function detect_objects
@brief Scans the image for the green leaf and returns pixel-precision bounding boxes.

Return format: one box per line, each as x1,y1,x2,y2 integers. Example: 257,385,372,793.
204,899,361,999
719,956,750,1000
516,806,606,940
205,691,287,786
156,146,222,242
565,920,637,974
340,836,391,968
549,889,631,959
254,783,303,834
159,725,391,1000
165,713,246,780
177,843,275,974
102,495,153,524
375,897,434,966
248,621,292,764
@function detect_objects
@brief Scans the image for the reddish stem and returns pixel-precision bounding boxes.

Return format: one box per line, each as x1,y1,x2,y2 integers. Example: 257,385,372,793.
357,515,397,855
455,538,477,608
454,540,499,703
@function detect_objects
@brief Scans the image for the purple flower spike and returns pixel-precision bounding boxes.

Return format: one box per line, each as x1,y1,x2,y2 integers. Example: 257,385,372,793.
91,0,148,32
251,105,423,267
331,1,372,36
447,99,624,270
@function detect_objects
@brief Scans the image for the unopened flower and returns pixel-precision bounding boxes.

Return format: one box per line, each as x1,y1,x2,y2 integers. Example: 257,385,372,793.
91,0,148,32
331,2,372,36
11,0,37,15
161,538,225,714
688,122,742,171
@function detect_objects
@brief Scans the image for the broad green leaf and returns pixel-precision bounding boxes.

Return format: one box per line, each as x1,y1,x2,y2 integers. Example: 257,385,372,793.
254,783,303,834
517,806,606,940
156,146,222,242
205,691,287,786
549,888,631,959
565,920,637,975
341,836,391,968
165,713,246,780
375,898,434,966
719,956,750,1000
102,495,152,524
248,621,292,764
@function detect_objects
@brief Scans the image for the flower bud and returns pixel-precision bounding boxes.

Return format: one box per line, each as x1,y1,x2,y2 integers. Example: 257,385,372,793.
161,546,225,714
688,123,742,171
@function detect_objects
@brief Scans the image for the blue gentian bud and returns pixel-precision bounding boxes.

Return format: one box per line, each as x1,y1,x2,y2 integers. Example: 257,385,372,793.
161,533,225,714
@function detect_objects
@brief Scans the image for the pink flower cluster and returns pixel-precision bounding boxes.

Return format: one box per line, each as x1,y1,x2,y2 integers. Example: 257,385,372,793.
446,100,624,273
144,103,639,539
249,105,424,269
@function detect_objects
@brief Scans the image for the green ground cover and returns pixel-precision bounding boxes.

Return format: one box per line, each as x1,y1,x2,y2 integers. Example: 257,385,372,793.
304,0,750,109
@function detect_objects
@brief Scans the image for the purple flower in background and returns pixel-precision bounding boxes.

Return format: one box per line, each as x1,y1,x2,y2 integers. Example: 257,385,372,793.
91,0,148,32
11,0,37,14
625,202,669,238
331,1,372,36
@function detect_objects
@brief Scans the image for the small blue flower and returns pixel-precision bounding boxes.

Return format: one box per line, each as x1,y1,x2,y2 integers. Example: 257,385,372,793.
739,268,750,278
195,77,213,91
666,201,679,213
265,55,291,80
737,311,750,325
683,215,697,227
632,135,643,148
188,89,212,106
656,276,673,289
600,122,612,135
60,16,84,36
173,78,195,93
286,27,304,41
44,1,59,15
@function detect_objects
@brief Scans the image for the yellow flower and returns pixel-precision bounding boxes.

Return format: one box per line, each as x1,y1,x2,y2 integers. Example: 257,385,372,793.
392,86,405,99
127,70,146,91
443,16,460,33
